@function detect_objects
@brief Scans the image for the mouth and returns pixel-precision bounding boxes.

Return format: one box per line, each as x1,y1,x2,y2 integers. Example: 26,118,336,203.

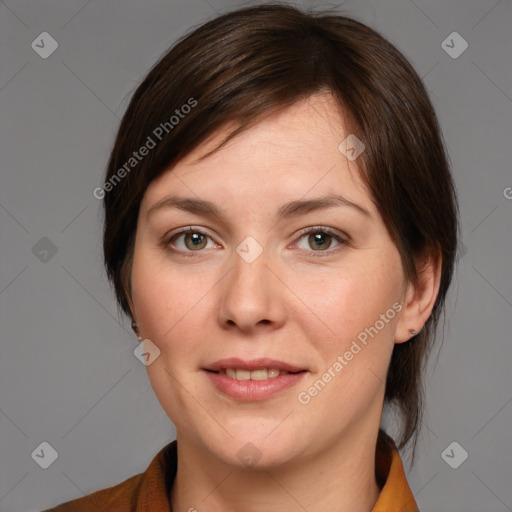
203,358,308,400
205,367,305,381
203,357,307,378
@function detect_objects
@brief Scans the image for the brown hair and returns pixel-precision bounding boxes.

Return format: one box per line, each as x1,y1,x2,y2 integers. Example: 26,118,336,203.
102,3,458,457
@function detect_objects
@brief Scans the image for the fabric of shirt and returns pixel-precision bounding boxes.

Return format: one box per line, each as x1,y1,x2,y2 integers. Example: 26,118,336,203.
42,432,418,512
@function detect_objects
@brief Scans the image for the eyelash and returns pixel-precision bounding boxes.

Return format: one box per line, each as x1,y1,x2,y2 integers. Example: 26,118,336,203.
163,226,349,258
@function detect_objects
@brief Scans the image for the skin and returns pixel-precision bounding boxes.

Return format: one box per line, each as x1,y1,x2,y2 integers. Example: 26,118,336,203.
128,92,441,512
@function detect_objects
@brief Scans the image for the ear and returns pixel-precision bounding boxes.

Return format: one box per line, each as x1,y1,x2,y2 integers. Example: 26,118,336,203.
395,248,442,344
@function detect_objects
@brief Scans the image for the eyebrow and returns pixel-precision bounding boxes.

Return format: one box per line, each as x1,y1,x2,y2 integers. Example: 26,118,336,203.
146,194,371,222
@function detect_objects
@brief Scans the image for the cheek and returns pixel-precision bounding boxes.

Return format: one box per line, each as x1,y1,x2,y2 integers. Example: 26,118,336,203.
129,250,208,417
130,246,176,339
293,262,403,421
130,247,212,359
292,255,403,355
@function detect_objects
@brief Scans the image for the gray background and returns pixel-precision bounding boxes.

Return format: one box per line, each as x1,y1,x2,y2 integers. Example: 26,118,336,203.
0,1,511,511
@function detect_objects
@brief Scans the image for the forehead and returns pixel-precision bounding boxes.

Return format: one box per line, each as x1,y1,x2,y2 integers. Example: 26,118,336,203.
140,93,372,215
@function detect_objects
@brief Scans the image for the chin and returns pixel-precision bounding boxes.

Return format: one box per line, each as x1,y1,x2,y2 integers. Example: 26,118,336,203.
201,429,306,470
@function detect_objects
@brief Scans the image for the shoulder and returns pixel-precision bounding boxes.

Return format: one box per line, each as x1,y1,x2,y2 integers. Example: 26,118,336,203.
41,471,145,511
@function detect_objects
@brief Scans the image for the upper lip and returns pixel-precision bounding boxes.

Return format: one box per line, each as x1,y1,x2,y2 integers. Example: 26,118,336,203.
204,358,306,373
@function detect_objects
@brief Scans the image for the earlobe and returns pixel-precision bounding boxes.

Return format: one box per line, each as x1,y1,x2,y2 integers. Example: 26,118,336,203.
395,249,442,344
131,321,143,341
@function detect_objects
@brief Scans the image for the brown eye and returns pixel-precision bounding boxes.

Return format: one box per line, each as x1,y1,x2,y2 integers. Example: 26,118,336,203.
308,231,333,251
294,227,347,256
167,228,214,252
183,232,207,250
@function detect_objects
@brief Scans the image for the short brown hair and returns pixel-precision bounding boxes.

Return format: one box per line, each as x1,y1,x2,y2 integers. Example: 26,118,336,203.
102,3,458,455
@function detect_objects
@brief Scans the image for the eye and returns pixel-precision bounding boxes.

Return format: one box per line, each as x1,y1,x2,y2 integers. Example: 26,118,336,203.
166,227,217,252
294,227,347,254
164,226,348,256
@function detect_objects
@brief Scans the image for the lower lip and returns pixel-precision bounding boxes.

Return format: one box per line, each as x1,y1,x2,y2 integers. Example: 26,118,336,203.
204,370,307,401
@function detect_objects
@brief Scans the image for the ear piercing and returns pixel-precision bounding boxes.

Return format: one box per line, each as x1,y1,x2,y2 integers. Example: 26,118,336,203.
410,329,417,335
131,321,143,341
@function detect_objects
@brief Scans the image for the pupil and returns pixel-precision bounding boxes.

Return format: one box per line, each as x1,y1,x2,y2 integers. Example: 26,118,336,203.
186,233,205,249
311,232,330,250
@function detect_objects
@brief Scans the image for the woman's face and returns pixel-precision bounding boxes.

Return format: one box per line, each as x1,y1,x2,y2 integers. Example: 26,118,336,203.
130,93,411,468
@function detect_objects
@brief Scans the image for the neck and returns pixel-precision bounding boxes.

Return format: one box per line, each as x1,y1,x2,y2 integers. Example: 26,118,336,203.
170,425,382,512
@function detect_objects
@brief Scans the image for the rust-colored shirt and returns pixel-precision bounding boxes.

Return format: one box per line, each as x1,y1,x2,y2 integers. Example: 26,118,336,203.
42,433,418,512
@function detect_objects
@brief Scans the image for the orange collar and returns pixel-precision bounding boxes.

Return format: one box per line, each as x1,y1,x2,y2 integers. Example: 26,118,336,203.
372,431,418,512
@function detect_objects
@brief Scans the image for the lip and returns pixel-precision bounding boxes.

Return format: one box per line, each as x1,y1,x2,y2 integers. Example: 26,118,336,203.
203,358,308,401
204,370,307,401
204,357,306,373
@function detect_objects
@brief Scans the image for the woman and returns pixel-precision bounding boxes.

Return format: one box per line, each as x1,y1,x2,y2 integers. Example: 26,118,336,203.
44,3,458,511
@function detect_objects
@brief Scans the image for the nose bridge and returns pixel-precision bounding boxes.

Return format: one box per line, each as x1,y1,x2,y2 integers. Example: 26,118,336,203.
218,234,285,330
230,234,270,298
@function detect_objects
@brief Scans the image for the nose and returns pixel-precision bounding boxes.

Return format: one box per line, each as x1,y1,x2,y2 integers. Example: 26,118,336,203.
217,241,287,334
